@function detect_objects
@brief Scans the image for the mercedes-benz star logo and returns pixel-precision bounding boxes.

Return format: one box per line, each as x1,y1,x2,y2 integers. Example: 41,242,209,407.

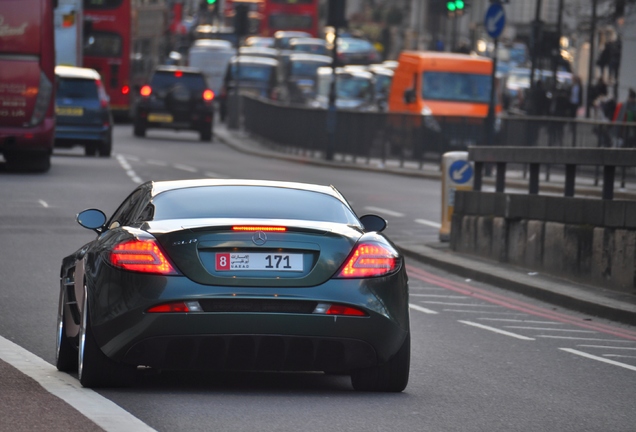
252,231,267,246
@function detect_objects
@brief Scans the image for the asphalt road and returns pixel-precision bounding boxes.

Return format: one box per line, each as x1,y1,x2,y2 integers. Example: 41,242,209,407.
0,124,635,432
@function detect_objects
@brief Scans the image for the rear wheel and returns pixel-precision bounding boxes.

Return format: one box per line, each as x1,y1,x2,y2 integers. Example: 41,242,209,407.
200,126,213,142
56,287,78,372
98,133,112,157
350,331,410,392
78,286,135,388
84,143,97,156
133,121,146,138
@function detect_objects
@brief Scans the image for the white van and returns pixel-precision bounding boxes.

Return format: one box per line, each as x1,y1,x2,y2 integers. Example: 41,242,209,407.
187,40,236,96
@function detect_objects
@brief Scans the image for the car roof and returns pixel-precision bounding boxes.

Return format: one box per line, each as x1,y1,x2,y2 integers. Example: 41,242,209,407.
147,179,344,201
317,66,374,79
288,53,332,63
193,39,233,49
290,38,326,45
238,46,279,56
274,31,312,38
55,65,101,80
154,65,204,75
231,56,279,66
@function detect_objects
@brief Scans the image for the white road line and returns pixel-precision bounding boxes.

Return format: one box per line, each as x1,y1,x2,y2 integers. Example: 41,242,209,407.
146,159,168,166
116,155,143,184
409,303,438,314
0,336,156,432
604,354,636,359
445,310,527,315
560,348,636,371
38,200,49,208
363,206,404,218
414,219,442,228
410,294,468,298
459,320,535,340
173,164,198,172
504,327,597,333
576,345,636,350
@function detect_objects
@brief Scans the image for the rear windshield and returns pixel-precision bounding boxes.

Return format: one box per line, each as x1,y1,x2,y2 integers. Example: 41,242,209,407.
150,72,207,91
230,64,273,82
57,78,98,99
292,44,329,56
290,61,326,77
151,186,359,225
422,71,491,103
317,75,373,100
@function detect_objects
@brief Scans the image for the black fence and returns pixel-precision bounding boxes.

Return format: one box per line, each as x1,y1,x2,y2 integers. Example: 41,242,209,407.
242,96,636,169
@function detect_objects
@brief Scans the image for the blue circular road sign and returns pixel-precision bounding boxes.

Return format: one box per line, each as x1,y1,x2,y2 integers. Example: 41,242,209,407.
449,160,473,185
485,3,506,39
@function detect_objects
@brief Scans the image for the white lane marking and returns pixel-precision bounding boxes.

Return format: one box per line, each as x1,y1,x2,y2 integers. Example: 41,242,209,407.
414,219,442,228
363,206,404,218
560,348,636,371
38,200,49,208
173,164,198,173
409,303,438,314
116,154,143,184
459,320,535,340
125,155,140,162
504,327,597,333
576,345,636,350
0,336,156,432
146,159,168,166
604,354,636,359
445,310,527,315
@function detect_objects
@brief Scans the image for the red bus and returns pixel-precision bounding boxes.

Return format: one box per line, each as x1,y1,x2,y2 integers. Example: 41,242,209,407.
224,0,318,37
83,0,168,118
0,0,56,172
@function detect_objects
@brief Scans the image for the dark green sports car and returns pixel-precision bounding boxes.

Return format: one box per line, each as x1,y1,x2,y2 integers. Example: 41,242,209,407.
57,179,410,391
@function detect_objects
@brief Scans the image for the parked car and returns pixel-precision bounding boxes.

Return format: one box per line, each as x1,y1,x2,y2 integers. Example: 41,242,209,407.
57,179,410,392
272,31,312,51
310,66,377,111
219,56,279,122
336,37,380,66
276,53,332,105
54,65,113,157
187,39,235,96
132,66,215,141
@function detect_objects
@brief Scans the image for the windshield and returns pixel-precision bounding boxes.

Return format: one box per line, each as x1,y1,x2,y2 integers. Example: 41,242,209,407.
422,71,491,103
317,75,372,101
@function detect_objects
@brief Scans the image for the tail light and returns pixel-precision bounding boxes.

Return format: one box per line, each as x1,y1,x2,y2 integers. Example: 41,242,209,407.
109,239,178,275
175,70,183,78
121,85,130,95
232,226,286,232
140,85,152,97
335,243,398,278
30,71,53,126
203,89,215,101
96,79,109,108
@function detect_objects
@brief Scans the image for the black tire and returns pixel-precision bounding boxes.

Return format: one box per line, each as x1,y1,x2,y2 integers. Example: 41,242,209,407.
84,143,97,157
133,122,146,138
200,127,213,142
98,133,112,157
56,287,78,372
350,331,410,392
78,287,135,388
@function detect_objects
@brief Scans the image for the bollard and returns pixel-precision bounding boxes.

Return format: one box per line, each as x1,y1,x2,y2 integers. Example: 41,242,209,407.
440,151,474,242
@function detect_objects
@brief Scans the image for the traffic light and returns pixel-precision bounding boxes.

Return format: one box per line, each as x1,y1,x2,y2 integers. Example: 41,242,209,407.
207,0,217,4
446,0,466,13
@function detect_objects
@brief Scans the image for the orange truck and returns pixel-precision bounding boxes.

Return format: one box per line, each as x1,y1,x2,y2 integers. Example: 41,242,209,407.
388,51,499,116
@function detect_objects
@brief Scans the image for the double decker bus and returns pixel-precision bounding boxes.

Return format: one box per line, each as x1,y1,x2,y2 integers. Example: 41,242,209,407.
223,0,318,37
83,0,168,118
0,0,56,172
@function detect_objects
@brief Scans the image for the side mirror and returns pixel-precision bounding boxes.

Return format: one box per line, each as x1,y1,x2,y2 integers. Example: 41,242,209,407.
403,88,416,104
359,214,387,232
76,209,107,232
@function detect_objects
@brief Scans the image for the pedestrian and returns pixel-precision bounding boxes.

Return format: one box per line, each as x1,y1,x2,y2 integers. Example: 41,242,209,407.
548,84,570,146
613,88,636,147
568,76,582,118
596,44,610,78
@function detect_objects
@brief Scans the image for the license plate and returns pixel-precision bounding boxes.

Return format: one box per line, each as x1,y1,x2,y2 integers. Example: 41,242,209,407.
215,252,303,272
148,113,173,123
56,106,83,116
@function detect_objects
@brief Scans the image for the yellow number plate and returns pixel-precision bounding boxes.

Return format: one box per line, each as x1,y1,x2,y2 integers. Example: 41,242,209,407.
56,106,83,116
148,113,173,123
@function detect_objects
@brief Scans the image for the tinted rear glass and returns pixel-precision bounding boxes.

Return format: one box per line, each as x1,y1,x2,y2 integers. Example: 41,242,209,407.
150,72,207,90
291,61,326,77
151,186,359,224
423,71,491,104
230,64,273,82
57,78,98,99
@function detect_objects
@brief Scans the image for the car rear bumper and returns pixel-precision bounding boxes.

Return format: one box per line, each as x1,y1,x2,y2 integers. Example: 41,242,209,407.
0,118,55,153
54,125,111,147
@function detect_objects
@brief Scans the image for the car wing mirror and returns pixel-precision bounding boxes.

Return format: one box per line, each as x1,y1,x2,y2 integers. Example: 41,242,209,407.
76,209,107,233
359,214,387,232
403,88,416,104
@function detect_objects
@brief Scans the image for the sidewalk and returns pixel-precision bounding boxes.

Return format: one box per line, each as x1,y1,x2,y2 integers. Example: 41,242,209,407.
215,124,636,326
